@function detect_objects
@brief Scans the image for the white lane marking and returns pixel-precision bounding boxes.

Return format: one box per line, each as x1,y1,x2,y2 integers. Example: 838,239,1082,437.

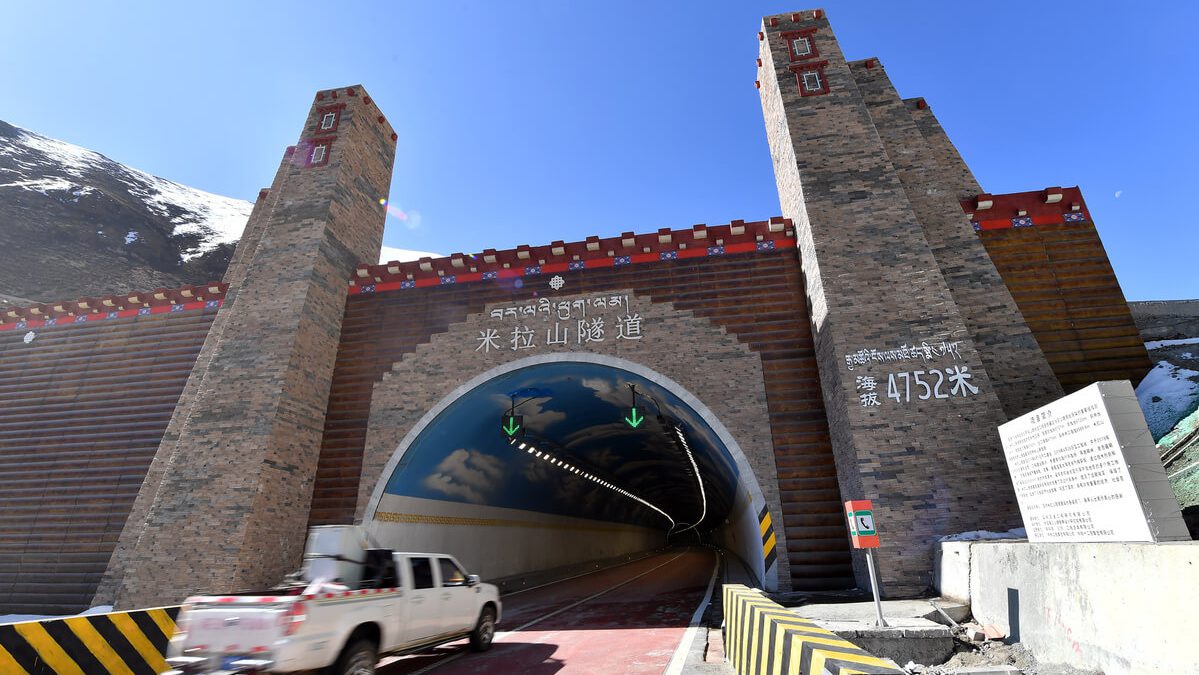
497,551,686,637
663,549,719,675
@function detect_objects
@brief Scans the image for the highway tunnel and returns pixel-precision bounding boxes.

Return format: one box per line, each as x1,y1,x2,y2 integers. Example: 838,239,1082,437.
362,358,773,588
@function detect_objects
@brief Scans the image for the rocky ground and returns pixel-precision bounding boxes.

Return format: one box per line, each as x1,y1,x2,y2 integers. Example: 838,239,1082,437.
905,634,1100,675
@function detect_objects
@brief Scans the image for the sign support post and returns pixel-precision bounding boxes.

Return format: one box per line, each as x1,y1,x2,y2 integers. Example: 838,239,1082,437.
844,499,887,627
864,547,887,627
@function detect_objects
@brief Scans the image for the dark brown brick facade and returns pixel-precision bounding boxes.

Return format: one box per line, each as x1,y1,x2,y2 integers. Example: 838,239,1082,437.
0,11,1160,612
980,222,1151,391
0,309,217,613
315,242,855,592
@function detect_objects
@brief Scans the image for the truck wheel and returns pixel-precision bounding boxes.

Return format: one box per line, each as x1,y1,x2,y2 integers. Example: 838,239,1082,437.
329,638,377,675
469,606,496,652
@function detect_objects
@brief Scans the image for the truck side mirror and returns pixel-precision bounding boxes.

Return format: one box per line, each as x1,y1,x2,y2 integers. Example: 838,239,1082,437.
466,574,480,587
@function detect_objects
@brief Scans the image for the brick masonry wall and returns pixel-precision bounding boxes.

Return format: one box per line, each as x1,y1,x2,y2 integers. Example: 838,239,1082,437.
96,178,281,606
905,99,984,202
315,249,856,592
850,60,1063,419
102,86,396,609
758,10,1020,594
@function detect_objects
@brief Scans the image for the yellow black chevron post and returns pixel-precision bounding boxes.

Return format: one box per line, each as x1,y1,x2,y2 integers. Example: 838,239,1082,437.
759,504,777,572
0,605,179,675
722,584,901,675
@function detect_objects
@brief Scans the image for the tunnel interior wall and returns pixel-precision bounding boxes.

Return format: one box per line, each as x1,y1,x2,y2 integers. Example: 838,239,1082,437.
712,485,768,587
367,495,663,582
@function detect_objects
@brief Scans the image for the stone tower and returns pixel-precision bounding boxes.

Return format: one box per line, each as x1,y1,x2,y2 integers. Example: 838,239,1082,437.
757,10,1058,593
97,86,396,608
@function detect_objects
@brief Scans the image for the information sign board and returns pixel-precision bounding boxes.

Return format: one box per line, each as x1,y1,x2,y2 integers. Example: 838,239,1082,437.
997,381,1188,543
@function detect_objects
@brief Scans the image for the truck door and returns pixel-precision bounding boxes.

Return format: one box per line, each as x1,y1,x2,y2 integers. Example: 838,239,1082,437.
437,557,476,633
399,556,443,644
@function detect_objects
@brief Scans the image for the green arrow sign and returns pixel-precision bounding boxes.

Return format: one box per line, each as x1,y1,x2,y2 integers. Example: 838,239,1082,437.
502,415,523,437
625,407,644,428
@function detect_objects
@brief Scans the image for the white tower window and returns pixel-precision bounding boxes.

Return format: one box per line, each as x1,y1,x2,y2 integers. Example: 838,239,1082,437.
801,70,823,93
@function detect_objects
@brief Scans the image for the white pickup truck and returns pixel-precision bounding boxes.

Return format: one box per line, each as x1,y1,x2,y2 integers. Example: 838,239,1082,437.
165,526,501,675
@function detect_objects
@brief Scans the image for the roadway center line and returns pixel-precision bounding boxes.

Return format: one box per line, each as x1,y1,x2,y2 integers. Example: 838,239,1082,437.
497,551,687,637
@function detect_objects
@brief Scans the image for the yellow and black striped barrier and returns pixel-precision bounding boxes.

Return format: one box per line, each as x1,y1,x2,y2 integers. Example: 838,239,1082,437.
759,505,777,572
0,605,179,675
723,585,901,675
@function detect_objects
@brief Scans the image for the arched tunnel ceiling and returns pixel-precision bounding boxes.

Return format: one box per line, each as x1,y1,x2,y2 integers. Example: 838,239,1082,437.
381,361,742,532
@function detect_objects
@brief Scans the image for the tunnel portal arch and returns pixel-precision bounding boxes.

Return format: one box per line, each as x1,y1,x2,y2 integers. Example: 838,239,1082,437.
357,292,790,590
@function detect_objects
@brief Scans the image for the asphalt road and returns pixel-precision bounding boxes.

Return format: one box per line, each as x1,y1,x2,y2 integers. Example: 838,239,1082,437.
378,548,717,674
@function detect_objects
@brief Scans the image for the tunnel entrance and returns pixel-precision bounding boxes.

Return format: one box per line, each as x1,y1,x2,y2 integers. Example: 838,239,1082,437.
362,355,777,589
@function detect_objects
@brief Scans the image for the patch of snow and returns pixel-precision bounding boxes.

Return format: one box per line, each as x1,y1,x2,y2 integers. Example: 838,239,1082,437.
122,169,251,260
1,126,107,178
1145,337,1199,350
0,614,56,625
938,527,1026,542
0,605,113,626
124,230,139,245
379,245,443,264
1137,360,1199,439
0,176,77,195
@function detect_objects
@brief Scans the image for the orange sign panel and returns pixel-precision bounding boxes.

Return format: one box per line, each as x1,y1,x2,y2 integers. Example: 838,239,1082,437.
845,499,880,549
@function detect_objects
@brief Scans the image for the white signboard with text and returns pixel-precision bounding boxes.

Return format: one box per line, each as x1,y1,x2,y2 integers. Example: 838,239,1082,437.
998,381,1189,543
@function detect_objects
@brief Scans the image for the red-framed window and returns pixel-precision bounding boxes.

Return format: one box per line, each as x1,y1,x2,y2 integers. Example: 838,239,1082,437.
314,104,345,134
304,136,336,167
781,29,819,62
789,61,830,96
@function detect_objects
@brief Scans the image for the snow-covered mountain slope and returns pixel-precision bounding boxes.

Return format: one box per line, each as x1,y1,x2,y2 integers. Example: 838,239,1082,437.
0,120,252,302
0,120,437,304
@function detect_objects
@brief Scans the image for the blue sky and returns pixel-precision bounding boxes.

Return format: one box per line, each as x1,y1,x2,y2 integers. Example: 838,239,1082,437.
2,1,1195,300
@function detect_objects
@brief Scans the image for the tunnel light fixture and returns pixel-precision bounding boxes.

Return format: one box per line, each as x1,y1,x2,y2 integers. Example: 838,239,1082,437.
504,436,675,529
673,426,708,534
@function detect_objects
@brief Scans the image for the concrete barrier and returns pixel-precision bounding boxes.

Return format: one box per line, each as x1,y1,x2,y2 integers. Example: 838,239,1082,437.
723,584,901,675
938,540,1199,675
0,606,179,674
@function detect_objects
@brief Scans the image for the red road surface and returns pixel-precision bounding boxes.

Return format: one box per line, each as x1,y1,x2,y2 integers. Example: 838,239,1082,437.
379,548,716,674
